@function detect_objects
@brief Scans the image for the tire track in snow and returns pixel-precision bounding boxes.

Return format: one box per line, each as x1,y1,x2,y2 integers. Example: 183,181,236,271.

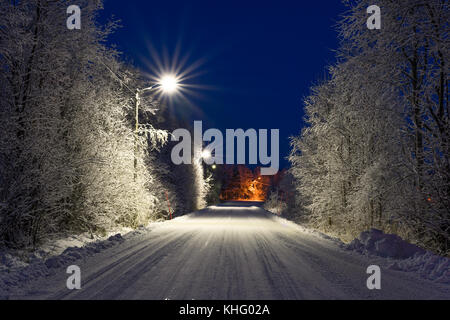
10,202,450,300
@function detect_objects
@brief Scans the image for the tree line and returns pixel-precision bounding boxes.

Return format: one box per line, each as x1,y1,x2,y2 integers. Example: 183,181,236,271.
289,0,449,254
0,0,209,248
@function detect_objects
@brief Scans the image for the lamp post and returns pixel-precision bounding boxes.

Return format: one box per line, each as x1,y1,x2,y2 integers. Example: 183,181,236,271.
100,61,181,181
133,75,180,181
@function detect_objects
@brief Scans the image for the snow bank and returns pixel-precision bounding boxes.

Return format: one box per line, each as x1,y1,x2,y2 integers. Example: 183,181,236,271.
0,218,174,298
345,228,425,259
38,227,134,258
0,226,152,297
388,252,450,284
345,229,450,284
0,233,125,296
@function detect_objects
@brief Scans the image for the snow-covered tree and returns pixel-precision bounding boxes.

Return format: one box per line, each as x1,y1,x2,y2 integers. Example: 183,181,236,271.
0,0,171,247
290,0,449,253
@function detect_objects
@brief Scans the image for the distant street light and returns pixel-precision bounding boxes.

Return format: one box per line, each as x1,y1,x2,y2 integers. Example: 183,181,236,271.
201,149,211,160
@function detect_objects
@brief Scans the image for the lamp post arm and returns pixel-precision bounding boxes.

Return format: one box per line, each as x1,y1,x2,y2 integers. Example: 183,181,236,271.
138,84,159,94
135,84,159,132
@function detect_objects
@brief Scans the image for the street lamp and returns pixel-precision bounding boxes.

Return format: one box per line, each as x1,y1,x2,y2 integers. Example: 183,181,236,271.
159,75,179,94
135,74,180,136
134,74,180,180
100,61,181,180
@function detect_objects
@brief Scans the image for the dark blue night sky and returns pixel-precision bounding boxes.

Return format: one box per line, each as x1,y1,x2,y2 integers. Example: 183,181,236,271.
99,0,347,168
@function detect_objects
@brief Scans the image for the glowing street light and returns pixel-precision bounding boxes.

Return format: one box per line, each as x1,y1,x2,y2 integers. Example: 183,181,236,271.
159,74,179,94
100,60,182,181
134,73,180,180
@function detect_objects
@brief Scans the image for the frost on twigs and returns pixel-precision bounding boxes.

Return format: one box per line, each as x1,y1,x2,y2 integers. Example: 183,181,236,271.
289,0,450,254
0,0,191,249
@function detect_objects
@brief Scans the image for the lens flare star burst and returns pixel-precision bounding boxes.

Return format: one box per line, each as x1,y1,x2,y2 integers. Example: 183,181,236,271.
159,74,179,94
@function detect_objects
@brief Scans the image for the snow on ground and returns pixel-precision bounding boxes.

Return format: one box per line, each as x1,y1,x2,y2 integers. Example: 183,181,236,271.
40,227,135,257
0,222,166,297
343,228,450,284
344,228,426,258
1,203,449,299
1,226,135,271
272,213,450,286
266,209,450,286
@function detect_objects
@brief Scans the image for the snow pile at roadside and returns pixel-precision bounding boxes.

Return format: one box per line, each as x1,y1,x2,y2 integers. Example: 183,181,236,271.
345,228,425,258
345,228,450,284
0,225,154,297
0,233,126,296
39,226,135,257
0,225,138,273
388,251,450,284
0,218,173,297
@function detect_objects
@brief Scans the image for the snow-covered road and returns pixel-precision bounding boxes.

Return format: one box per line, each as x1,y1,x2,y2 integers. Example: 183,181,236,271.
8,202,450,299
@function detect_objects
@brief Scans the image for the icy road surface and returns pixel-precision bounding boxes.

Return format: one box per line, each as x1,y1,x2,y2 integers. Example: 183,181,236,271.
10,202,450,299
